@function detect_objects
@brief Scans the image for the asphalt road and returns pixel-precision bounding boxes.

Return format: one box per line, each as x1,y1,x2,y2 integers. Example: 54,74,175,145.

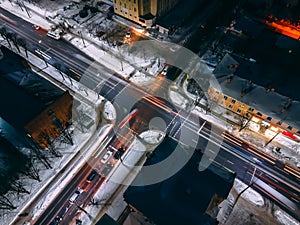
1,8,299,222
99,76,300,220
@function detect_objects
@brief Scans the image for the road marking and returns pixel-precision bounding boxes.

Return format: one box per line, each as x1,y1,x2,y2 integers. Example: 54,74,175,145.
222,132,243,143
222,135,242,146
35,49,51,60
284,167,300,179
246,147,275,165
227,160,234,164
69,68,81,78
209,149,216,154
197,121,206,134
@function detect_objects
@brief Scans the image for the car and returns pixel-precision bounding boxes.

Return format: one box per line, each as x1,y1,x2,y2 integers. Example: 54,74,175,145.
50,216,62,225
86,170,97,182
33,24,40,30
78,181,90,191
101,151,113,164
47,30,61,40
101,162,113,176
169,45,180,52
161,66,169,75
113,147,125,160
125,31,131,38
69,189,82,204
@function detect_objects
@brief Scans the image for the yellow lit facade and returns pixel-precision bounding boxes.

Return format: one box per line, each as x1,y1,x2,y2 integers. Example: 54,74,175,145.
113,0,179,27
208,85,300,138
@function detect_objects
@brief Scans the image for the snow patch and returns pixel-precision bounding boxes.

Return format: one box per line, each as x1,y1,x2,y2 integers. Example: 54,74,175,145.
275,210,300,225
233,179,264,206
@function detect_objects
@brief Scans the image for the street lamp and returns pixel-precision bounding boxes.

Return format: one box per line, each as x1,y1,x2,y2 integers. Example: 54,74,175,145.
78,30,86,47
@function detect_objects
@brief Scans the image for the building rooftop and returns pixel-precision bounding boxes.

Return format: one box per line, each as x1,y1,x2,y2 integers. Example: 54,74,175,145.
232,16,264,38
25,91,74,149
0,46,63,130
95,214,119,225
124,137,235,225
212,57,300,130
156,0,200,29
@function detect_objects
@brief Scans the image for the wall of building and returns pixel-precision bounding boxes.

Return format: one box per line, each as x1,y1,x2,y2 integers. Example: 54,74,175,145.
113,0,179,27
113,0,140,23
208,85,300,138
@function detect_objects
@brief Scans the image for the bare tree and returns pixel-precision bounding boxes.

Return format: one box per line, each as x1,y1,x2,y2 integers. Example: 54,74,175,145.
25,136,52,169
21,160,41,182
0,195,16,210
54,63,65,81
6,32,20,53
0,26,12,48
10,180,29,195
17,37,28,58
238,114,251,132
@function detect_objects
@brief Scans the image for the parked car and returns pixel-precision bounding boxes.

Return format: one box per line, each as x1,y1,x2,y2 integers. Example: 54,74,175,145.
33,24,40,30
101,151,113,164
86,170,97,182
69,189,82,204
101,162,113,176
125,31,131,38
50,216,62,225
78,181,90,191
161,66,169,75
113,147,125,160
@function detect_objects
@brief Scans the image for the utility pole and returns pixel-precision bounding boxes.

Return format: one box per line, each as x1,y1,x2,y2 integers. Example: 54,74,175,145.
79,31,86,47
264,131,280,147
22,1,31,18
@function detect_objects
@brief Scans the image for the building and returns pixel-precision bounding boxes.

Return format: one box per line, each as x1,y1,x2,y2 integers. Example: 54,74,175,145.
95,213,119,225
113,0,179,28
123,137,236,225
25,91,74,149
208,53,300,141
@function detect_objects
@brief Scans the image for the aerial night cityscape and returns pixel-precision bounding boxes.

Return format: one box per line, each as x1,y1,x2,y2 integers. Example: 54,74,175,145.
0,0,299,225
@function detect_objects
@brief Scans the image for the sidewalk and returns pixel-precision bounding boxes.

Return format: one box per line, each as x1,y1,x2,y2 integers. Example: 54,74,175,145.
9,0,298,168
1,32,121,225
177,73,300,169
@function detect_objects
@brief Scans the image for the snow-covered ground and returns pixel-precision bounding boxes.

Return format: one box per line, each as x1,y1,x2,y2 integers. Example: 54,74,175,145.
220,179,299,225
78,137,147,224
233,179,264,206
1,1,299,225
